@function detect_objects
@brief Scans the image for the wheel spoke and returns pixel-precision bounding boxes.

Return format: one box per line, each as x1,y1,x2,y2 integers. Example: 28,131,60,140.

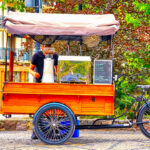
44,111,52,121
57,116,70,124
45,127,53,139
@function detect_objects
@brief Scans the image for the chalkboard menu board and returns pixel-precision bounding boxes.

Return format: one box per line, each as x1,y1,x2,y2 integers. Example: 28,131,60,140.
93,60,113,84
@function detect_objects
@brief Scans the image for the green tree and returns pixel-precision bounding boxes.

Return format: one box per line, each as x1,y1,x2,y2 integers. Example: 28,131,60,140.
0,0,26,12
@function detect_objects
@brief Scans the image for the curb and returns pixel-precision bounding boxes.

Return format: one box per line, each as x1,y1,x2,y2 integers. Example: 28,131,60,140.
0,118,140,131
0,119,33,131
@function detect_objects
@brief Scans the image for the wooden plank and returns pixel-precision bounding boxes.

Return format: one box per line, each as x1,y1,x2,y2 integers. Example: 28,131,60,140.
81,107,105,112
0,69,2,113
3,82,114,96
2,106,114,115
0,71,5,113
75,111,113,116
2,94,82,114
3,106,39,114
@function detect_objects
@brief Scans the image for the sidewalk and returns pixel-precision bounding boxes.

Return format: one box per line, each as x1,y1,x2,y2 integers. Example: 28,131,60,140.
0,115,139,131
0,130,149,150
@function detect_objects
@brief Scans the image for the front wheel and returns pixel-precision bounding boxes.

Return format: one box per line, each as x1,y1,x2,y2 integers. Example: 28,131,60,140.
34,103,75,145
137,102,150,138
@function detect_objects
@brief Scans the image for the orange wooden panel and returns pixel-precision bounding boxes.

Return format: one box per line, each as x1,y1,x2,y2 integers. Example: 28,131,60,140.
0,70,2,113
2,82,115,115
2,94,114,115
3,82,114,96
0,65,29,114
3,94,81,115
0,70,5,113
2,106,39,114
81,96,114,114
40,95,81,114
81,96,106,107
3,94,41,106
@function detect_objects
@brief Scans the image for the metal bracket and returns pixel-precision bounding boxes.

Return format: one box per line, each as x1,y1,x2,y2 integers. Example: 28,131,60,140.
92,97,95,102
2,95,4,101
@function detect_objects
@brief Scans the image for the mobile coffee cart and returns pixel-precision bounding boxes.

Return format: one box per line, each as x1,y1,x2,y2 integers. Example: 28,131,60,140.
1,12,150,145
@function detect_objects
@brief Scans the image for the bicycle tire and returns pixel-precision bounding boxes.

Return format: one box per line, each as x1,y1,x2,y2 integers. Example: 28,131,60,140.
137,102,150,138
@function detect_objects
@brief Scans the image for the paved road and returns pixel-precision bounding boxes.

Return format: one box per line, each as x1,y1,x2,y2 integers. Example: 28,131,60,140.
0,130,149,150
0,115,30,119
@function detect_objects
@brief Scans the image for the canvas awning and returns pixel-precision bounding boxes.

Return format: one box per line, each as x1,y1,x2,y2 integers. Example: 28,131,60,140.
2,12,120,36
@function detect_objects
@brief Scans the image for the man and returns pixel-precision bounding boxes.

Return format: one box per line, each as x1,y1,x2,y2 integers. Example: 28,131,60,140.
29,45,58,139
29,45,58,83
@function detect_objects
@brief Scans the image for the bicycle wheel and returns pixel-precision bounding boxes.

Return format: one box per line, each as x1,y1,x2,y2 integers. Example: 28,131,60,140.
138,103,150,138
34,103,75,145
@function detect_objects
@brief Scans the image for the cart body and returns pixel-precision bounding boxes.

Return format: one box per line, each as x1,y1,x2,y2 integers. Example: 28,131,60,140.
1,82,115,116
0,12,120,144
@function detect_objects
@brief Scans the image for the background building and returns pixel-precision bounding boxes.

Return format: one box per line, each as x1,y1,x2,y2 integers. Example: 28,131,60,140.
0,1,36,83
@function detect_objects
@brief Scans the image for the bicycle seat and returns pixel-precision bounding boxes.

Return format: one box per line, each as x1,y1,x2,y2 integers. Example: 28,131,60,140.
136,85,150,90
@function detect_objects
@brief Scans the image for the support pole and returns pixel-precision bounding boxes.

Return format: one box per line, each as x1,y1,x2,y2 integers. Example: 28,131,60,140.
110,35,114,83
67,40,70,55
111,35,114,58
5,33,8,82
78,4,82,56
79,40,82,55
35,0,42,52
9,35,14,81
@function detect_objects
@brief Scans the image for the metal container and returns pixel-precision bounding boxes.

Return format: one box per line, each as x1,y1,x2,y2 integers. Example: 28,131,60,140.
58,56,91,84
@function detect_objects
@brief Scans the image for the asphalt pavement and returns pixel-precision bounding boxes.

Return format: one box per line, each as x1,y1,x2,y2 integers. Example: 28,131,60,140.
0,130,150,150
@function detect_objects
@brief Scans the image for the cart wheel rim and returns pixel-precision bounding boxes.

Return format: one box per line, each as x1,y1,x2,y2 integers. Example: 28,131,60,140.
35,105,75,144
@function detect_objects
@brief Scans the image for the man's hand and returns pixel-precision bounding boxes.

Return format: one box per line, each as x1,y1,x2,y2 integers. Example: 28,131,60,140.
34,72,40,79
29,64,40,79
54,65,58,76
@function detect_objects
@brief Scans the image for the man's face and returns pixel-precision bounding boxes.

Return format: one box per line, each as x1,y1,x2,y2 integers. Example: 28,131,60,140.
42,46,55,55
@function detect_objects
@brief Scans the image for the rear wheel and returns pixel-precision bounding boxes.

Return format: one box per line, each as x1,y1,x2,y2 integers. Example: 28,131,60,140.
34,103,75,145
138,103,150,138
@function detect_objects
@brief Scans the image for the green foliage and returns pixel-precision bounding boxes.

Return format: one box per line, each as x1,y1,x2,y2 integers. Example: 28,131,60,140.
0,0,25,11
0,2,7,10
114,43,150,118
125,0,150,27
112,0,150,118
133,0,150,15
125,13,140,27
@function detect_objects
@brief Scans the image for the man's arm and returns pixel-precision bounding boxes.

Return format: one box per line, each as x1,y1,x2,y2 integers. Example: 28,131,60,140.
53,53,58,76
29,64,40,78
54,65,58,76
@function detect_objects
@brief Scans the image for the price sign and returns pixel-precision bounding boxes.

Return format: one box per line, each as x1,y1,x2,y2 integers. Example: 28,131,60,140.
93,60,113,84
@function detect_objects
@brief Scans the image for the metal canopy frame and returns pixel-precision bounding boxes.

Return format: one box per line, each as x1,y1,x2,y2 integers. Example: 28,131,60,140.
4,34,114,82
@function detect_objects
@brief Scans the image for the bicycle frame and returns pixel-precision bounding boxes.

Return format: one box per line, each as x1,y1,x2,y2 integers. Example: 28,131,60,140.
76,88,150,130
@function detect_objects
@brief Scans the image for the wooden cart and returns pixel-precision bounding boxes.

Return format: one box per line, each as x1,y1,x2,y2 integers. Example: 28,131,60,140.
1,12,150,145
